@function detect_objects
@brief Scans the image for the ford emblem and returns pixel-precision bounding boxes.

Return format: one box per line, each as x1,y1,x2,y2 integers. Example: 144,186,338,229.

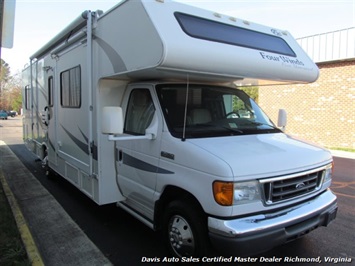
296,182,306,190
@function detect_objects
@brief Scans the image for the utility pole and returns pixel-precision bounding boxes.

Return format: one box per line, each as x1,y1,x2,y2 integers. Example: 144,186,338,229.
0,0,16,108
0,0,4,59
0,0,4,103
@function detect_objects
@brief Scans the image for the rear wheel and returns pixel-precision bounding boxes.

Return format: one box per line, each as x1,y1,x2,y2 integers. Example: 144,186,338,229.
41,147,53,178
163,198,210,257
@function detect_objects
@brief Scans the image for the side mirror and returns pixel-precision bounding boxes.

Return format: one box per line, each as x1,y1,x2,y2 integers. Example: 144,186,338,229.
102,106,123,135
145,112,158,140
277,109,287,131
102,106,158,141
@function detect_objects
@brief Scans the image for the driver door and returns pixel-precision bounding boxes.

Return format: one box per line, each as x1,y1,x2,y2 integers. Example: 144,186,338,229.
115,86,162,220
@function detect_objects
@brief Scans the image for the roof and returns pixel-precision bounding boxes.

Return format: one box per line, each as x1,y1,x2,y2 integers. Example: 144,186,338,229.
297,27,355,63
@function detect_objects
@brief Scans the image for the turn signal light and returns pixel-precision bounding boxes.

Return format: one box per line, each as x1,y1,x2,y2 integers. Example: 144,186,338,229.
213,181,233,206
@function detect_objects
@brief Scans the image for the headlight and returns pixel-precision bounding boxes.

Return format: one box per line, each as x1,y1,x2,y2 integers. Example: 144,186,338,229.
323,162,333,183
234,181,261,204
213,181,261,206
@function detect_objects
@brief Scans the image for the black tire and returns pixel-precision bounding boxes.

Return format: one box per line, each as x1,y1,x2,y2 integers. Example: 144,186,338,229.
42,148,53,179
163,198,210,258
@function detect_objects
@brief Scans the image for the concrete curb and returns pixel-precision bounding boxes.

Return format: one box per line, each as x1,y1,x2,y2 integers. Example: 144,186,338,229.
330,150,355,160
0,170,44,266
0,141,112,266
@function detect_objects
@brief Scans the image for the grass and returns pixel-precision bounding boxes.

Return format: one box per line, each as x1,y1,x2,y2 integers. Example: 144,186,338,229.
328,147,355,153
0,182,30,266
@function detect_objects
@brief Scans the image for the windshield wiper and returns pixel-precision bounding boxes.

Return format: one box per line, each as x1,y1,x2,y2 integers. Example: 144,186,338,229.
192,123,244,134
220,125,244,134
247,122,281,131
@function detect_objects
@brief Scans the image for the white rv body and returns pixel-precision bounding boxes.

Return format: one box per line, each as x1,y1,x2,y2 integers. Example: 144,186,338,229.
22,0,337,257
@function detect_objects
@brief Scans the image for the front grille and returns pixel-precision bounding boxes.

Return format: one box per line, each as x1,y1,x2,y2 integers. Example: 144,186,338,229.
262,169,324,205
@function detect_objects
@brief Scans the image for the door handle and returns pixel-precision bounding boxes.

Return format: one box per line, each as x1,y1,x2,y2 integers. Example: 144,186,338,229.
115,149,123,162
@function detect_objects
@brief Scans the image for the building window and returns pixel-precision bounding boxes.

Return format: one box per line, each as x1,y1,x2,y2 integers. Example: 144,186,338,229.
60,66,81,108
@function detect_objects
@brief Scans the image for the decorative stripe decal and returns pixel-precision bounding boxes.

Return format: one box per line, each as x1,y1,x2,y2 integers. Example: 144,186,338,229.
48,138,55,152
95,37,127,73
122,153,174,174
78,127,89,143
61,125,98,160
61,125,88,155
60,125,170,171
78,127,98,160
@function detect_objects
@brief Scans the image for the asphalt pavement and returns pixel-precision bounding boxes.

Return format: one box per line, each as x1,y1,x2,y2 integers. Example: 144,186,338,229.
0,141,112,266
0,137,354,265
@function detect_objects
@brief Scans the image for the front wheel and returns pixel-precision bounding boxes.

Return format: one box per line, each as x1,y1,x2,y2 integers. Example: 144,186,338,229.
163,198,210,257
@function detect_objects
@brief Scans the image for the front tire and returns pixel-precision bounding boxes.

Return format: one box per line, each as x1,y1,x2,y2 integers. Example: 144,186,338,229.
163,198,210,257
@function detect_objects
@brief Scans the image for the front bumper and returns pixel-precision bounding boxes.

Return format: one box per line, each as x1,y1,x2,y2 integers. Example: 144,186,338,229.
208,189,337,255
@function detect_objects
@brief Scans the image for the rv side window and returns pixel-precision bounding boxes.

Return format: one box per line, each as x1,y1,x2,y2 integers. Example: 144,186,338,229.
24,85,31,110
48,76,54,107
175,12,296,57
60,66,81,108
124,89,155,135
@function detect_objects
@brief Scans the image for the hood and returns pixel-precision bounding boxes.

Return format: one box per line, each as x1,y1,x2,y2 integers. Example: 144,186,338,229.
188,133,332,180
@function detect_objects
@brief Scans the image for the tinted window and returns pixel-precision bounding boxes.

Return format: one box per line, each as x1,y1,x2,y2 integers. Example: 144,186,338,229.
24,85,31,110
48,76,54,107
60,66,81,108
156,84,280,139
124,89,155,135
175,12,296,57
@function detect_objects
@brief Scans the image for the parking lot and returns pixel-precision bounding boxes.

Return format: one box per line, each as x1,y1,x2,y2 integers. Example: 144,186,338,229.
1,118,354,265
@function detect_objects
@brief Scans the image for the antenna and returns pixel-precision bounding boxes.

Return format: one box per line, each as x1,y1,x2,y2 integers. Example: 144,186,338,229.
182,75,189,141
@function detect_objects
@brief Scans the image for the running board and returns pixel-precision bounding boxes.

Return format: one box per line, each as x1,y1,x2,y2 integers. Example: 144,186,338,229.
116,202,154,230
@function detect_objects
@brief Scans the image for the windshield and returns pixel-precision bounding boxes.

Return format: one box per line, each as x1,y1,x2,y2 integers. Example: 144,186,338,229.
156,84,281,139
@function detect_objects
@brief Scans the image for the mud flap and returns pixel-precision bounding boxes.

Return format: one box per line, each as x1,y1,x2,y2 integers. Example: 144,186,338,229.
324,206,337,226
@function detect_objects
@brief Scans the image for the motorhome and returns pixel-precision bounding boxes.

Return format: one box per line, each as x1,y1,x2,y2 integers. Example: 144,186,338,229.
22,0,337,257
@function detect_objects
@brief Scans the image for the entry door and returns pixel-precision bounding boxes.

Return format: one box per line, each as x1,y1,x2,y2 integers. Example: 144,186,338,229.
116,86,162,219
45,70,58,166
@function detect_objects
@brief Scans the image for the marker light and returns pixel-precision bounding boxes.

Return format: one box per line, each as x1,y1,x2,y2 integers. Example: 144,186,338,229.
213,181,261,206
213,181,234,206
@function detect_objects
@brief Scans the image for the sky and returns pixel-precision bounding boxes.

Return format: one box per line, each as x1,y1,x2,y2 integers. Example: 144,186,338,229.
1,0,354,74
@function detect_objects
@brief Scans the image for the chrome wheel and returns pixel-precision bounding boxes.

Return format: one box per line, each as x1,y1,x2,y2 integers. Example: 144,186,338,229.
168,215,195,256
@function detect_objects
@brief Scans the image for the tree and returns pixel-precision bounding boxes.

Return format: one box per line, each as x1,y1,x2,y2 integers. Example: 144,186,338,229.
0,59,11,108
11,85,22,112
0,59,22,112
0,59,10,83
239,86,259,103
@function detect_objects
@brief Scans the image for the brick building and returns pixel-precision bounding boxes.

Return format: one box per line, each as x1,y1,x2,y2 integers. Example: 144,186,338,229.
259,28,355,150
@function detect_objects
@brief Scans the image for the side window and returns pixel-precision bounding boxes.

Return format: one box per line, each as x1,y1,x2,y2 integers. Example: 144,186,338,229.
48,76,53,107
124,89,155,135
60,66,81,108
223,94,252,118
24,85,31,110
232,95,251,118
